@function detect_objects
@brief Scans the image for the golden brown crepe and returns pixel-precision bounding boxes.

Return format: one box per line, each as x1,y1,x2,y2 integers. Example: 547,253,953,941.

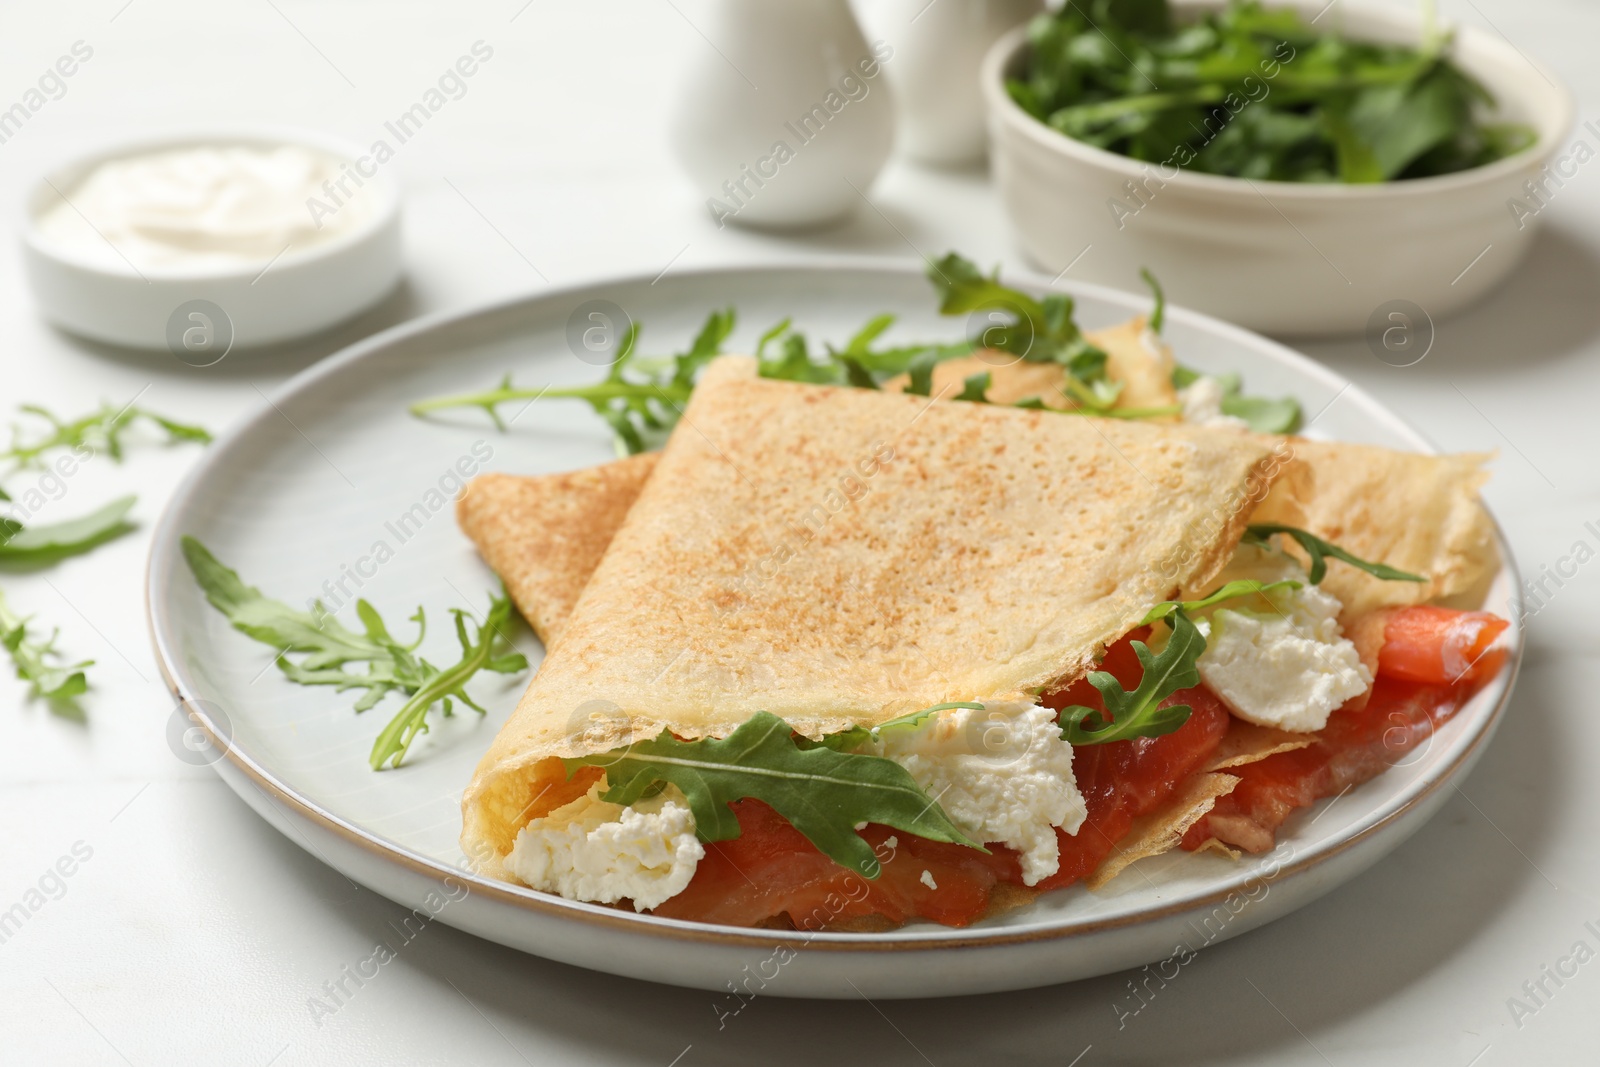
1246,440,1498,621
456,453,659,647
460,356,1287,872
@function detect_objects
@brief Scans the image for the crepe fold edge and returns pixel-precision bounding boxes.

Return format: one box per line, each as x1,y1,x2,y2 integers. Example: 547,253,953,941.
460,357,1295,866
456,453,660,648
1244,438,1499,620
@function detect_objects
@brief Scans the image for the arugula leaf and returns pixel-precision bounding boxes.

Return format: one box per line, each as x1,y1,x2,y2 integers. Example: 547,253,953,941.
903,350,937,397
956,372,993,403
407,250,1298,443
409,309,733,455
1244,524,1425,585
1141,578,1302,626
182,537,528,768
927,253,1107,372
1221,393,1301,434
0,587,90,704
183,535,418,709
824,315,971,380
805,701,986,753
1060,611,1205,745
369,593,527,770
1010,0,1533,184
565,710,982,877
1141,268,1165,334
1171,363,1301,433
0,496,136,562
3,403,211,470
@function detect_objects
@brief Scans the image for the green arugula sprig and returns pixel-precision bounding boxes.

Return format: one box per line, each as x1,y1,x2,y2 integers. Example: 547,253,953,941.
1073,532,1423,742
565,709,982,878
1245,524,1426,585
407,250,1306,447
0,495,137,562
368,594,526,770
1141,268,1166,334
1140,577,1301,626
1009,0,1535,184
928,253,1109,376
0,403,208,709
182,537,528,770
804,701,985,753
1059,611,1206,745
0,587,90,704
3,402,211,471
409,312,730,455
1171,364,1301,434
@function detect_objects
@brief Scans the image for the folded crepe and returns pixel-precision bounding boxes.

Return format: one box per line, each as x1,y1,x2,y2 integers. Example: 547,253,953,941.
1245,439,1497,621
460,355,1292,875
462,442,1496,652
458,453,658,647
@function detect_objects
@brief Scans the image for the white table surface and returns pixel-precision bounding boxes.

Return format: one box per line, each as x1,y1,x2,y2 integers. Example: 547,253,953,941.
3,1,1597,1063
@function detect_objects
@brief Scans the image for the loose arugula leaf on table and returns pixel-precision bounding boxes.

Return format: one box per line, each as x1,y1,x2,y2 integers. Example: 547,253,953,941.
0,496,137,562
3,402,211,470
1244,525,1425,585
1140,578,1302,626
1060,611,1206,745
1008,0,1534,183
565,710,983,878
181,537,528,769
0,587,90,704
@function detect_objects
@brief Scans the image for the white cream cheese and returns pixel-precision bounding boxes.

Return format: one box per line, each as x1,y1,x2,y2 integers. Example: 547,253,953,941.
1187,544,1372,732
505,783,704,911
1178,375,1249,430
35,144,374,273
868,700,1086,886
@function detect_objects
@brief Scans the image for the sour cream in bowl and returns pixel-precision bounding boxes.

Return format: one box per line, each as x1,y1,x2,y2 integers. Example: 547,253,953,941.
22,129,401,355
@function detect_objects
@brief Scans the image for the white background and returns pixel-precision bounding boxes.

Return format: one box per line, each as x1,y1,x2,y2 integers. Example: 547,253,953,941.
2,0,1597,1064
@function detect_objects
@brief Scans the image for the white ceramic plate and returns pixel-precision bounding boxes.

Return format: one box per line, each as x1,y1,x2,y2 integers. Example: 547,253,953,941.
146,260,1522,999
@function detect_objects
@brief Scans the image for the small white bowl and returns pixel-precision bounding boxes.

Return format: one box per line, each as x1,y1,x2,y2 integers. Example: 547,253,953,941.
21,127,402,355
982,0,1574,336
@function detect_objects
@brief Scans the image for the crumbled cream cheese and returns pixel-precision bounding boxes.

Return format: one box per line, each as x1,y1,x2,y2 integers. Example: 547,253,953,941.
869,700,1086,886
1189,544,1372,733
920,870,938,890
505,784,704,911
1178,375,1249,430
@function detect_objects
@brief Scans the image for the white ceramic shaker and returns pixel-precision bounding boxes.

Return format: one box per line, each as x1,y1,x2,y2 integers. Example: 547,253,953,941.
669,0,896,229
872,0,1042,166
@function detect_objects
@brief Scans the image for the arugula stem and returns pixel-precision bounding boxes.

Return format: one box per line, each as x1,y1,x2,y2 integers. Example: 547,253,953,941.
368,599,517,770
409,381,692,417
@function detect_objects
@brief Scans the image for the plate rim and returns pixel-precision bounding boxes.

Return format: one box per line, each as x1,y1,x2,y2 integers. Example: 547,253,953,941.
145,255,1524,952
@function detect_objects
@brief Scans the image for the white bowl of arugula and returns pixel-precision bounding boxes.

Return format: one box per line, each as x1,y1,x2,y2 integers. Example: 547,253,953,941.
981,0,1573,336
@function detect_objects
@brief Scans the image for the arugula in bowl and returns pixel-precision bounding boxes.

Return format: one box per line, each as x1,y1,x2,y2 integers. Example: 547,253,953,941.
1007,0,1535,183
